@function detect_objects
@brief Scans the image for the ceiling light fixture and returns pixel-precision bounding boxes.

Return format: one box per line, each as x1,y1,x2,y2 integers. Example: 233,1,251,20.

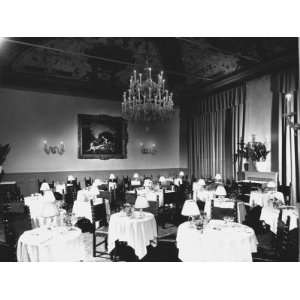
121,66,174,122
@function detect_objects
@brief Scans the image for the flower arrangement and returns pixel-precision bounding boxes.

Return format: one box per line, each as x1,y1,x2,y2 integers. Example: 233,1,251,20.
238,141,270,162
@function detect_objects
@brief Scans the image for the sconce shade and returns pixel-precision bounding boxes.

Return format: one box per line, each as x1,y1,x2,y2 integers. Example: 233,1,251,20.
215,174,222,181
179,171,185,177
181,200,200,217
41,202,59,218
198,179,206,186
109,173,116,180
215,185,227,197
135,196,149,209
40,182,50,192
267,181,276,188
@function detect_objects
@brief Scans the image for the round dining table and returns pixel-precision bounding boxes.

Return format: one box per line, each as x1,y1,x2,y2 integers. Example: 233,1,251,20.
17,226,85,262
176,220,258,262
108,211,157,259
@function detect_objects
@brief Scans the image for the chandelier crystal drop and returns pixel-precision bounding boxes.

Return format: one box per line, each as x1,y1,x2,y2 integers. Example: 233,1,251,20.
121,67,174,122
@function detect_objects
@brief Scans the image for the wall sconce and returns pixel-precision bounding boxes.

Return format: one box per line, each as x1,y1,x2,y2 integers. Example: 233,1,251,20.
43,140,65,155
284,93,300,135
139,142,157,155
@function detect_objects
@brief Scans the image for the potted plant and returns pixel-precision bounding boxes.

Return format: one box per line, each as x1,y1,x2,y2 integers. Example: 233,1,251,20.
0,144,10,179
236,135,270,172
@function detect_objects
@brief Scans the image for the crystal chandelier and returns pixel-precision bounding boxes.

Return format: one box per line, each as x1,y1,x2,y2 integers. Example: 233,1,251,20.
121,67,174,121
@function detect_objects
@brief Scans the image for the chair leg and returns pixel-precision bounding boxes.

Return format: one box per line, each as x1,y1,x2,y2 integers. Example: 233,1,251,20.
92,233,96,257
105,236,108,251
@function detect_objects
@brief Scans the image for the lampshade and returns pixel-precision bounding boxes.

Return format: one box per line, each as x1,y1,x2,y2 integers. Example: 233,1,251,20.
159,176,166,183
135,196,149,209
109,173,116,180
174,177,182,186
40,182,50,191
267,181,276,188
93,179,103,186
133,173,139,179
198,179,206,186
215,185,227,197
181,200,200,217
179,171,185,177
43,190,56,202
215,174,222,181
67,175,75,181
41,202,59,218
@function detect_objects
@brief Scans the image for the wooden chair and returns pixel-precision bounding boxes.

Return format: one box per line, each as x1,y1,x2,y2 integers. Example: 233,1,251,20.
210,199,238,222
275,214,291,260
99,189,119,212
84,177,93,188
90,200,109,258
144,195,159,216
278,184,291,205
125,190,137,206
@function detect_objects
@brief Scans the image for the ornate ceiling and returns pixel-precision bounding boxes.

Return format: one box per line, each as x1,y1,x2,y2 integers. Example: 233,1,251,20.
0,37,297,101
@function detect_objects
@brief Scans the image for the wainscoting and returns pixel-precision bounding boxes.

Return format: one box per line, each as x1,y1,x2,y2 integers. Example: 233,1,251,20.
2,168,187,196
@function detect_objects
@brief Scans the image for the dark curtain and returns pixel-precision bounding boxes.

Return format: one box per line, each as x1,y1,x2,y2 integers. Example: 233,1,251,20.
187,85,246,181
271,67,299,205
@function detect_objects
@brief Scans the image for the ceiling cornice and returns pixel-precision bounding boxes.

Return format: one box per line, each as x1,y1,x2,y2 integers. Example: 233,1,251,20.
182,52,299,99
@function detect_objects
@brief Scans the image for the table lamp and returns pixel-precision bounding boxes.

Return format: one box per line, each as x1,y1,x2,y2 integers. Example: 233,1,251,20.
215,174,222,182
179,171,185,178
41,201,59,228
109,173,116,180
43,190,56,202
215,185,227,199
135,196,149,218
67,175,75,182
198,179,206,186
133,173,139,179
181,200,200,227
159,176,166,183
40,182,50,192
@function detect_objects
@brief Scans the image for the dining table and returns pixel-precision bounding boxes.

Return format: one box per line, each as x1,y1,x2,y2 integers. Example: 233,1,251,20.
260,205,299,234
108,211,157,259
176,219,258,262
17,226,85,262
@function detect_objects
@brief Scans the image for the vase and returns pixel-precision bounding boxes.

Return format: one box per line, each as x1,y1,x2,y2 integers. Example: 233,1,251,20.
247,159,257,172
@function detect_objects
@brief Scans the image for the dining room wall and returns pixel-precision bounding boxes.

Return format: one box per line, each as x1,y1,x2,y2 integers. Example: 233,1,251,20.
0,87,181,175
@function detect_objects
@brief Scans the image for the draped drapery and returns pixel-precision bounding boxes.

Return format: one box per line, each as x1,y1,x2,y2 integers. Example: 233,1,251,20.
187,85,246,180
271,68,299,205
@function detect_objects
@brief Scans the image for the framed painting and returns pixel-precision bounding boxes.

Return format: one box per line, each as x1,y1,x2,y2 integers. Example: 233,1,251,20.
78,114,128,160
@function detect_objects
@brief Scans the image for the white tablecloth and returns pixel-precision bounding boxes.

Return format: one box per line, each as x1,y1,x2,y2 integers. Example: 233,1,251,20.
108,212,157,259
17,226,85,262
72,198,110,222
260,206,299,234
250,191,284,208
176,220,258,262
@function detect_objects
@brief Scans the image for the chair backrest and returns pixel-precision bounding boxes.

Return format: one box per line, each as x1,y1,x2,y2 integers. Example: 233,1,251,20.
276,215,291,258
163,190,178,205
125,191,137,206
90,200,108,227
84,177,93,188
211,199,238,222
278,184,291,205
144,195,159,216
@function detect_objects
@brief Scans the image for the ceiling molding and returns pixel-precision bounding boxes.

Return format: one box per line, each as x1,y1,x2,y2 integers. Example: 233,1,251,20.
182,52,299,99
